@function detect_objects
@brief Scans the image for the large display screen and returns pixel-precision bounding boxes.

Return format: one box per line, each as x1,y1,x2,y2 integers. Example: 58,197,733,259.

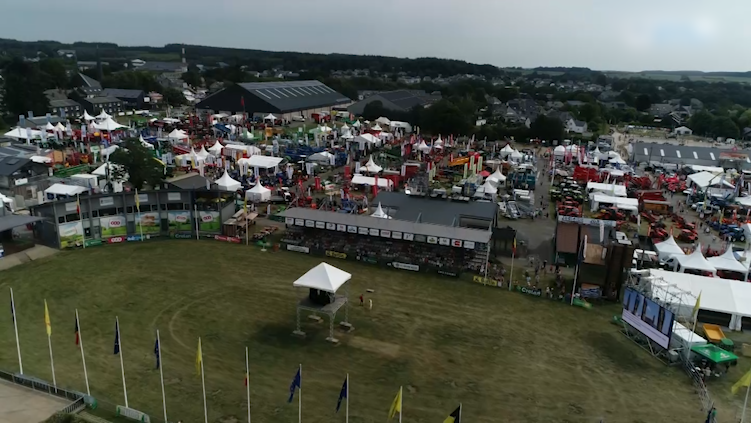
621,287,675,349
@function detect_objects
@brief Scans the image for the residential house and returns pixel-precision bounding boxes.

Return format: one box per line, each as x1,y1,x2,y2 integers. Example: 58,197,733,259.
546,110,575,123
0,156,51,199
649,103,676,117
601,101,628,110
565,118,588,134
49,99,82,118
503,98,539,127
673,126,693,136
598,91,620,102
79,96,123,114
102,88,146,109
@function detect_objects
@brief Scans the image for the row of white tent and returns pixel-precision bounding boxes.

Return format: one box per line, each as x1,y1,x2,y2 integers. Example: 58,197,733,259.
654,236,750,277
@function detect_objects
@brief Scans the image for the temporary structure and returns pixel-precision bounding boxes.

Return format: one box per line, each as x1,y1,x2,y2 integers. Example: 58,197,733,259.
361,156,383,173
3,127,50,140
707,246,748,276
370,203,391,219
671,244,716,276
94,117,126,131
167,129,188,140
245,181,271,202
500,144,515,157
351,174,393,188
95,111,112,120
372,123,383,132
375,117,391,126
42,122,55,131
264,113,277,121
81,110,96,121
351,120,362,128
293,262,352,293
553,145,565,157
44,183,89,198
139,135,154,149
215,172,241,191
195,145,211,160
54,122,66,132
509,149,523,161
417,140,431,153
208,141,224,155
307,151,335,164
474,180,498,197
654,236,685,262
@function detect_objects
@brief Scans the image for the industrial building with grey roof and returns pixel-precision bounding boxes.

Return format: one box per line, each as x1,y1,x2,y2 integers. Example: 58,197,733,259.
631,142,751,169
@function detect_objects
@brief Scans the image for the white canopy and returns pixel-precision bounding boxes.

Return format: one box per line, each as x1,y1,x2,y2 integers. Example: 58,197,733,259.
208,141,224,155
245,181,272,202
318,125,332,133
139,135,154,149
95,111,112,120
553,145,565,156
308,151,335,163
352,120,362,128
292,262,352,293
370,203,392,219
736,197,751,207
486,168,506,185
81,110,96,121
239,155,283,169
707,246,748,274
264,114,277,121
54,122,66,131
44,183,88,197
475,180,498,196
591,194,639,212
372,123,383,132
196,145,211,160
42,122,55,131
340,123,350,131
586,182,627,197
361,156,383,173
92,162,126,179
416,140,430,153
672,244,717,276
500,144,515,157
375,117,391,126
215,172,241,191
225,144,261,156
654,236,686,262
688,171,734,189
30,155,52,164
167,129,188,140
351,174,393,188
3,127,51,140
94,117,125,131
509,149,523,160
355,134,379,145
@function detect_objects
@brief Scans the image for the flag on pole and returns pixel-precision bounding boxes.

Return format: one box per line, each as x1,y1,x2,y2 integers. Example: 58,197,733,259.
76,195,81,215
135,189,141,212
154,336,160,369
731,368,751,394
693,292,702,320
336,375,347,412
443,405,461,423
10,291,15,323
44,300,52,336
196,338,203,376
288,367,301,403
512,237,517,256
74,315,80,345
113,320,121,354
388,387,402,420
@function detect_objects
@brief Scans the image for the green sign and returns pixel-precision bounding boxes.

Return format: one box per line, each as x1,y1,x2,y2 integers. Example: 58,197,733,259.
100,216,127,239
59,221,84,249
691,344,738,364
84,239,103,247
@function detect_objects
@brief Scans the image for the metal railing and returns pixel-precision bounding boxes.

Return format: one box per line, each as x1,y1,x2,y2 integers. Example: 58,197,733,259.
0,369,85,409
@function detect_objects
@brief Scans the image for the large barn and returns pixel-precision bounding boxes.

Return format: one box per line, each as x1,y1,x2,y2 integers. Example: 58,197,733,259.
195,80,351,121
631,142,751,169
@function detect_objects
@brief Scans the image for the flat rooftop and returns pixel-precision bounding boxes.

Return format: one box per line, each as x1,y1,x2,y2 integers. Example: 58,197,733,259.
0,379,68,423
372,192,496,227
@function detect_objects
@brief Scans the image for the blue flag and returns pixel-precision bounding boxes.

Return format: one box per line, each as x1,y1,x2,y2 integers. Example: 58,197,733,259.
154,337,160,369
288,367,301,403
113,319,120,355
336,376,347,412
9,292,14,323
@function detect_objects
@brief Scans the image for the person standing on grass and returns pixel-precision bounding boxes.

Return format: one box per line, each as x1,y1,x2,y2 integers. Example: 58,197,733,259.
359,294,364,306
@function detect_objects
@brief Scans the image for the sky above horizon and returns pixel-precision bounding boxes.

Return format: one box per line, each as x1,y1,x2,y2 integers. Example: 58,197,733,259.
3,0,749,72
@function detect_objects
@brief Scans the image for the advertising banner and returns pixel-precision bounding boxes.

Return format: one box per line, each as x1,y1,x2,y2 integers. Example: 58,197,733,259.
59,221,83,249
100,216,127,239
326,250,347,259
199,211,221,232
391,262,419,272
622,287,674,349
136,212,161,235
287,245,310,253
168,212,192,233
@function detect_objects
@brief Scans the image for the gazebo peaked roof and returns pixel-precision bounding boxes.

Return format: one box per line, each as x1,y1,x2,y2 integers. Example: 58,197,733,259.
487,168,506,184
500,144,515,156
208,141,224,155
707,246,748,274
81,110,96,121
674,243,717,275
654,235,685,260
362,156,382,173
370,203,391,219
94,117,125,131
293,262,352,293
95,111,112,120
215,172,241,191
167,129,188,139
417,140,431,153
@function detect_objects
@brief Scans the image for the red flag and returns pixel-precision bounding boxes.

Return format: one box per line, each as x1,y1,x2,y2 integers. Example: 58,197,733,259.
74,315,80,346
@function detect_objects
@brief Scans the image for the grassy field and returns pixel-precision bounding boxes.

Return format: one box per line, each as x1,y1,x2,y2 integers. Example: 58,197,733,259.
0,241,711,423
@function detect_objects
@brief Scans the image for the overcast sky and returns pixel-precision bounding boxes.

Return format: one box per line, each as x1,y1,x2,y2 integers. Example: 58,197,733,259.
3,0,749,72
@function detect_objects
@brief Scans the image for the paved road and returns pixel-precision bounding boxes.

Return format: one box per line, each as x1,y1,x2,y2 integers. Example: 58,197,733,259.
0,380,68,423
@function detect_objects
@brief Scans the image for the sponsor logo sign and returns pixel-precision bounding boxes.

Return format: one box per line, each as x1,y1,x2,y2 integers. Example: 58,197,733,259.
214,235,241,243
392,262,419,271
287,245,310,253
172,233,193,239
108,236,125,244
326,250,347,259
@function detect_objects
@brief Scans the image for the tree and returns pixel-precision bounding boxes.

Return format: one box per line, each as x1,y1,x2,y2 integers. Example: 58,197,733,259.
689,110,715,136
109,138,165,190
362,101,387,121
38,59,69,89
738,109,751,129
712,116,740,139
182,71,202,88
529,116,564,141
1,58,50,118
635,94,652,112
162,88,188,106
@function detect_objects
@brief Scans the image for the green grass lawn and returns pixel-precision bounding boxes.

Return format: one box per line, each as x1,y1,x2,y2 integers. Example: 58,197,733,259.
0,241,708,423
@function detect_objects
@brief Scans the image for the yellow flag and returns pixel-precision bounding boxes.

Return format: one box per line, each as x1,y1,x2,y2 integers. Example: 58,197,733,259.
388,387,402,419
44,300,51,336
693,292,702,319
135,189,140,212
732,368,751,395
196,338,203,376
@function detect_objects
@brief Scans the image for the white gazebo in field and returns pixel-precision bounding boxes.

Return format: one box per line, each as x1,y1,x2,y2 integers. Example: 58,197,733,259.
291,262,353,343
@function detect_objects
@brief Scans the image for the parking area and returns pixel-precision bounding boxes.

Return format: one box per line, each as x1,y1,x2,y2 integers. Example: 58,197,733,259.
0,379,68,423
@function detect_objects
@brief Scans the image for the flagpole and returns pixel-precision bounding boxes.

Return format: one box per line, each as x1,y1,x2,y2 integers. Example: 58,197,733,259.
117,316,129,408
459,403,462,423
298,364,302,423
78,194,85,249
76,309,90,395
245,346,251,423
509,248,515,291
398,386,402,423
345,373,349,423
742,379,750,423
45,302,56,389
157,330,167,423
10,288,23,374
136,190,144,242
195,204,200,241
200,338,208,423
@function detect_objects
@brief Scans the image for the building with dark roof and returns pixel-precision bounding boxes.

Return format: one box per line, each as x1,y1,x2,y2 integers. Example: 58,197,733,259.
631,141,751,169
195,81,351,121
102,88,146,109
166,174,213,190
138,61,188,73
49,99,82,118
347,90,441,115
372,191,496,230
0,156,50,193
78,73,102,89
79,96,123,114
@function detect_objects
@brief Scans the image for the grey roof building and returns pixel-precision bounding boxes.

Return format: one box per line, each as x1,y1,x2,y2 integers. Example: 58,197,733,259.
102,88,146,108
631,142,751,168
49,99,83,118
372,191,496,230
195,81,350,115
347,90,441,115
139,61,188,73
78,73,102,89
79,96,123,114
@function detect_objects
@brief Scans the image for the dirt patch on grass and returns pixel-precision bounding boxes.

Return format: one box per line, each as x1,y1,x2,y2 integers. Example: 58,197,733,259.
349,336,401,358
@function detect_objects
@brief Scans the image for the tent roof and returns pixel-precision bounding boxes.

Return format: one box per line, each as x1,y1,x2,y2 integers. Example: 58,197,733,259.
265,113,277,120
500,144,515,154
208,141,224,154
707,246,748,273
44,183,88,196
586,182,627,197
674,244,717,274
372,123,383,131
487,168,506,183
509,149,523,159
351,174,392,188
370,202,391,219
292,262,352,293
654,236,685,257
417,140,431,153
81,110,96,121
361,156,383,173
92,162,126,178
688,171,734,189
478,181,497,194
239,156,283,169
167,129,188,139
355,134,379,144
215,172,241,191
94,117,125,131
249,181,271,193
649,269,751,317
95,111,112,119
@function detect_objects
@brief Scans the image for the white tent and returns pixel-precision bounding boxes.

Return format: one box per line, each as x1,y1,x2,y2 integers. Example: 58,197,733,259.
245,181,272,202
239,156,283,169
654,236,686,262
54,122,66,132
370,203,392,219
375,117,391,126
486,168,506,186
167,129,188,140
196,145,211,160
41,122,55,131
352,120,362,128
308,151,335,163
475,180,498,197
355,134,379,145
417,140,431,153
671,244,717,276
215,172,241,191
351,174,393,188
95,111,112,120
30,155,52,164
340,122,350,131
81,110,96,121
94,117,125,131
264,114,277,121
92,162,127,179
44,183,88,197
500,144,515,157
707,246,748,275
3,127,50,140
361,156,383,173
586,182,627,197
688,171,734,189
139,135,154,149
509,149,523,160
292,262,352,293
553,145,565,157
372,123,383,132
207,141,224,155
